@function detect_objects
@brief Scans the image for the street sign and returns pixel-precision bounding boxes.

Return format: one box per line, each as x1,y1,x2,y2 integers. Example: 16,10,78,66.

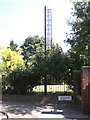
44,6,52,51
46,8,52,50
58,96,72,101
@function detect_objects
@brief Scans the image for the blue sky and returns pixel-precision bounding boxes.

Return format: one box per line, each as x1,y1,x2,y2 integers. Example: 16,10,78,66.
0,0,73,52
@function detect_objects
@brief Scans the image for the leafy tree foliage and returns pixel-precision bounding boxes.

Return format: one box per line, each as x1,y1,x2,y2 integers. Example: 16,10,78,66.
5,67,40,94
8,40,18,51
1,48,25,94
1,36,45,94
2,48,25,71
2,1,90,95
2,34,83,94
32,43,71,86
66,1,90,65
63,49,85,88
0,46,7,76
20,35,44,67
46,44,64,84
63,1,90,91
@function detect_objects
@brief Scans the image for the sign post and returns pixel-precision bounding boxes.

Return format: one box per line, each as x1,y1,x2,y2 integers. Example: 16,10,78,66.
44,5,47,95
44,6,52,95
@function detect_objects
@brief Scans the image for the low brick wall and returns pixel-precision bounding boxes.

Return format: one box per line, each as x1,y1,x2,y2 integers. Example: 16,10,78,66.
2,95,46,102
81,66,90,114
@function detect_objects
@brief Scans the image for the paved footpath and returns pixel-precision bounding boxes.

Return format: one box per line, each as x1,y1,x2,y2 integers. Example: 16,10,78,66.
0,101,89,119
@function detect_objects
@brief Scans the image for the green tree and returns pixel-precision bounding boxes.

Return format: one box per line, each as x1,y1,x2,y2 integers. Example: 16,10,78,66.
8,40,18,51
0,46,6,77
2,48,25,71
20,35,44,67
66,1,90,65
46,44,64,84
63,49,85,88
33,43,70,85
6,67,37,94
1,48,25,94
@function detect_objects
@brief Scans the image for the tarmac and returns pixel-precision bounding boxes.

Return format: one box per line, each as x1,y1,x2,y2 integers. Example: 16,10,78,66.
0,100,89,119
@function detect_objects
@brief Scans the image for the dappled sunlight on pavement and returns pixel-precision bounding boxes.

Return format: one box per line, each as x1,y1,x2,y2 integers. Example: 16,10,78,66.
0,101,89,119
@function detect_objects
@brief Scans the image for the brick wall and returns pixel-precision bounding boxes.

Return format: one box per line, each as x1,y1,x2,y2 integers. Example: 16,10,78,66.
81,66,90,114
2,95,45,102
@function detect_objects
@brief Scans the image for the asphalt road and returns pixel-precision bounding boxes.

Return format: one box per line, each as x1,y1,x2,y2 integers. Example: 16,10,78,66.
0,100,89,119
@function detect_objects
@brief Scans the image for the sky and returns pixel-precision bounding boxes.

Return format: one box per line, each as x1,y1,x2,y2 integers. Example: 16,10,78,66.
0,0,74,52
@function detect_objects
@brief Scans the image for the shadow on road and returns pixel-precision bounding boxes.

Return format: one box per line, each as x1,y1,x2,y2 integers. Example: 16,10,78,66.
1,100,89,119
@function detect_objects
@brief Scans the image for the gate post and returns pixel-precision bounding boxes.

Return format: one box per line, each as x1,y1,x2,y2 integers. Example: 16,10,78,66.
81,66,90,114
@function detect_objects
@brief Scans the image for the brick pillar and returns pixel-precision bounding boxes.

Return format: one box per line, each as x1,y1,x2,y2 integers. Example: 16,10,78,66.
81,66,90,114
